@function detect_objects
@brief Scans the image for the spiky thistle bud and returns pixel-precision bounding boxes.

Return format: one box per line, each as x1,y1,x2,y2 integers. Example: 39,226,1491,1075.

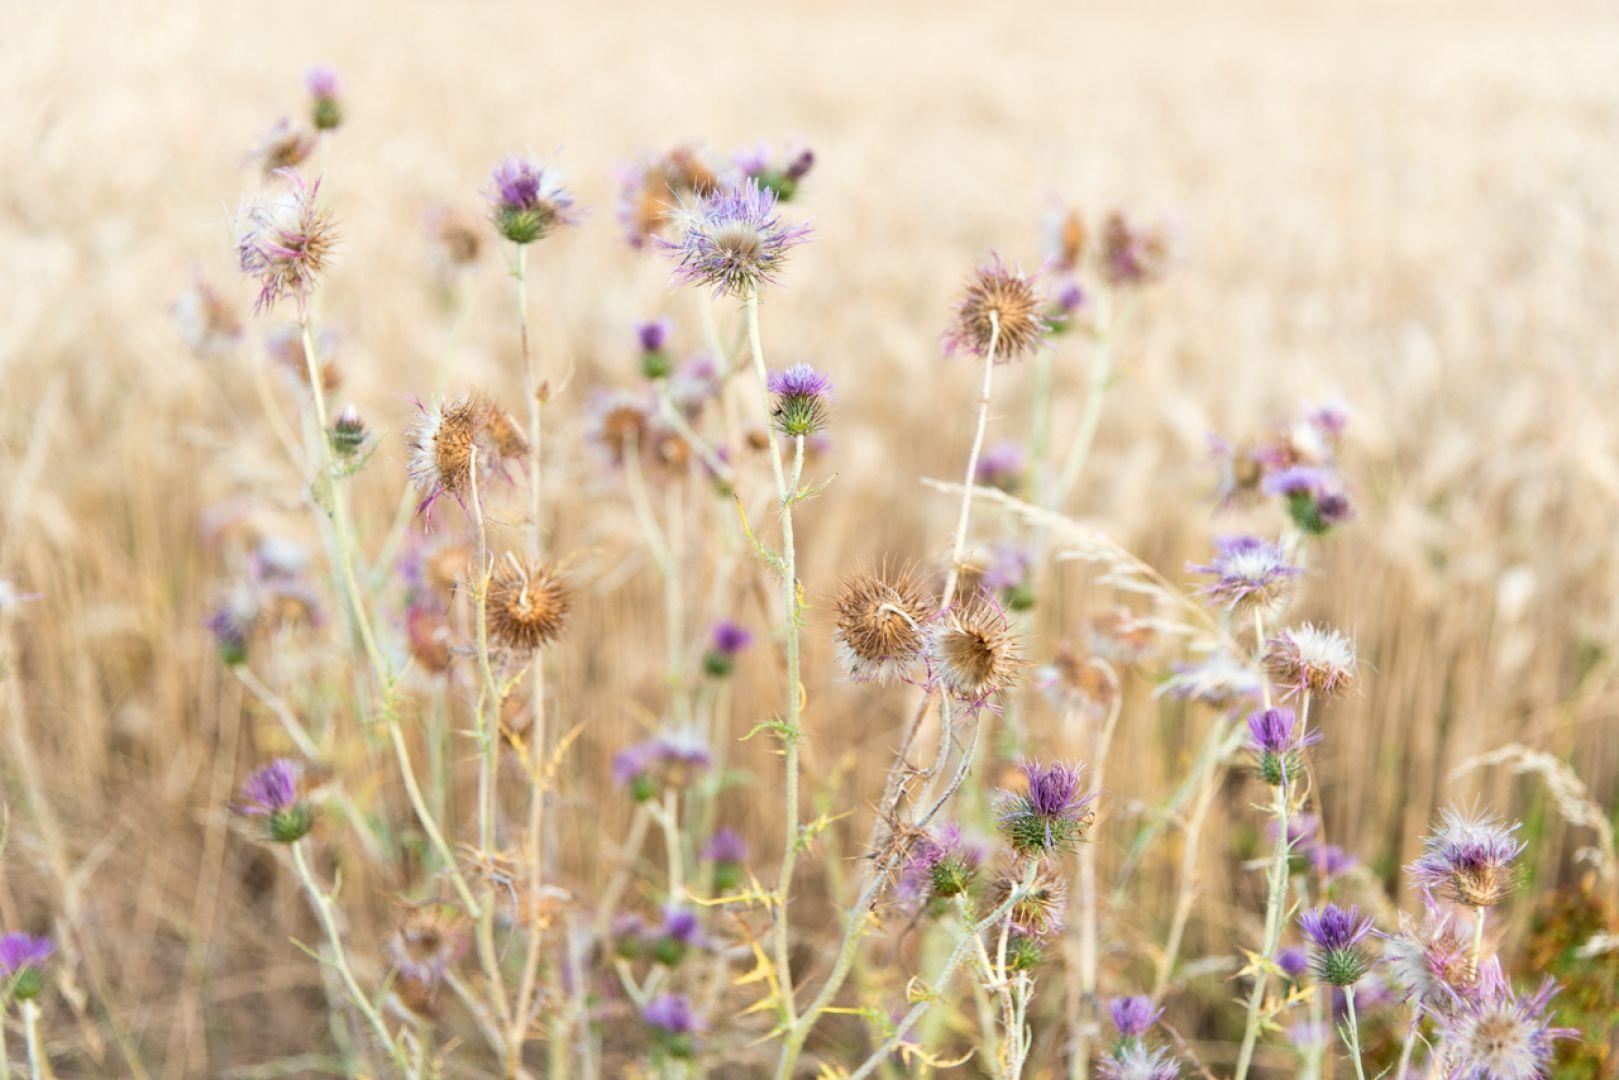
305,66,343,131
643,994,702,1060
234,760,314,843
328,404,367,457
997,761,1096,856
636,318,675,379
767,363,833,437
1004,934,1045,972
487,155,579,246
1297,903,1376,987
1246,706,1319,786
701,620,752,678
703,828,749,893
0,934,53,1002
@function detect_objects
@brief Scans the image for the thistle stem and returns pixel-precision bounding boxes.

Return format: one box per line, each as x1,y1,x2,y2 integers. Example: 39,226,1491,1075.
745,289,803,1035
940,314,1001,605
1234,774,1294,1080
1470,906,1486,977
21,1002,44,1080
1394,1001,1423,1080
1341,986,1369,1080
1050,291,1119,509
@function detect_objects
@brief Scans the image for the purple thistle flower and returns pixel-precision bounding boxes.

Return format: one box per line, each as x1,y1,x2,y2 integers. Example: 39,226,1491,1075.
612,743,657,799
1316,844,1357,881
765,363,832,400
1434,959,1576,1079
1379,896,1475,1005
1188,535,1300,615
644,993,699,1035
487,155,579,245
305,66,343,131
659,179,813,298
998,760,1097,855
1108,995,1163,1039
236,171,337,313
898,824,980,902
637,317,673,354
1278,946,1310,979
1262,465,1334,498
660,907,702,946
234,759,313,843
206,602,252,666
1297,903,1376,986
703,827,748,865
711,621,752,655
1406,806,1525,909
305,66,340,100
1245,706,1319,786
975,441,1026,491
767,363,833,437
0,933,53,974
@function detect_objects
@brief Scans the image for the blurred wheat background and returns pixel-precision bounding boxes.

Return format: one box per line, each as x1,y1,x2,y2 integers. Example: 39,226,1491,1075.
2,0,1618,1075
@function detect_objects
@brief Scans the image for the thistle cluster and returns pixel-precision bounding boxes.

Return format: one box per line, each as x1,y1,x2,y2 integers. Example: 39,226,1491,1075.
996,760,1096,856
617,141,814,248
233,759,314,843
1211,402,1352,532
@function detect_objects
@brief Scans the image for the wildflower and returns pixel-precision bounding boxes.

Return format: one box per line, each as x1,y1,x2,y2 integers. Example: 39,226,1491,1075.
1003,933,1046,972
173,273,243,358
650,907,703,966
831,569,934,684
0,933,53,1002
1159,652,1264,709
701,620,753,678
487,155,578,245
704,828,749,892
734,142,815,201
616,145,725,248
1297,903,1376,986
974,441,1026,493
1047,277,1088,334
1380,897,1474,1005
660,178,813,297
485,554,571,651
942,255,1049,361
981,543,1034,612
988,858,1070,936
767,363,833,437
1263,465,1353,534
997,761,1095,855
234,760,314,843
1278,946,1310,980
236,171,338,313
636,317,675,379
1099,211,1177,288
328,404,367,458
643,993,701,1059
1265,624,1356,700
932,594,1024,703
248,118,316,176
306,66,343,131
1109,995,1164,1039
898,824,980,903
1189,535,1300,615
1099,1043,1181,1080
206,602,252,665
405,395,525,516
1246,706,1319,786
1038,642,1118,723
1406,807,1525,909
1433,958,1574,1079
613,732,712,802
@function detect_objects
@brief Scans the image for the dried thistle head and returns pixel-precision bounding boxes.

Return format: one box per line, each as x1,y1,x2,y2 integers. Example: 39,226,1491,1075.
932,594,1024,702
1037,641,1118,722
1044,204,1087,273
942,255,1049,362
485,554,571,651
988,857,1069,937
831,568,934,684
1264,623,1357,700
1407,807,1526,910
235,171,337,313
248,118,316,177
406,395,526,517
479,397,530,461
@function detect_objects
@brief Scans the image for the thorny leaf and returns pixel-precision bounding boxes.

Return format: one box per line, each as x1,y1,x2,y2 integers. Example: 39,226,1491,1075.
734,495,785,574
795,808,854,854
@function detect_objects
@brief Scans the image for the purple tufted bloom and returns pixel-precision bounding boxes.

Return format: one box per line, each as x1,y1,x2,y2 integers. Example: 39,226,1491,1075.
1262,465,1334,498
1099,1043,1181,1080
637,317,673,354
644,993,699,1035
1298,903,1376,986
1406,806,1525,909
1433,958,1574,1079
236,171,337,313
712,621,752,655
1316,844,1357,881
975,441,1026,492
703,827,748,864
207,602,252,665
0,934,52,975
766,363,832,400
660,907,702,946
305,66,340,100
1109,995,1163,1039
1278,946,1310,979
1189,535,1300,615
487,155,579,245
898,824,981,902
237,759,300,815
659,179,813,297
767,363,833,437
998,760,1097,855
305,66,343,130
1246,706,1319,786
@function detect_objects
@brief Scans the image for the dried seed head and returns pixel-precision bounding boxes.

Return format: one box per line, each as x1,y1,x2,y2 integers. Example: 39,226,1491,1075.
1407,807,1525,910
1044,204,1087,273
1265,623,1357,700
485,555,571,651
988,858,1069,938
942,255,1049,362
932,595,1024,702
235,171,337,312
1037,641,1118,722
831,569,934,684
249,118,316,177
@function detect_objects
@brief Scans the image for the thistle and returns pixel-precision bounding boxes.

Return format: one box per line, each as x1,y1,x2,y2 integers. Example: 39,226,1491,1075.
830,569,934,684
1245,706,1318,786
234,759,314,843
248,118,316,177
701,620,753,678
1297,903,1376,987
1379,896,1474,1004
484,554,571,651
328,404,367,458
615,145,724,248
1433,958,1575,1079
659,178,813,297
931,594,1024,703
1108,995,1164,1040
703,828,749,892
974,441,1026,493
650,907,703,966
236,171,337,313
405,395,526,517
898,824,980,903
1098,1042,1181,1080
941,255,1049,361
305,66,343,131
996,760,1095,856
487,154,579,246
767,363,833,437
0,933,53,1002
1189,535,1300,615
1099,211,1178,288
636,317,675,379
643,993,701,1059
733,142,815,201
1265,624,1357,700
1406,806,1525,909
987,857,1069,936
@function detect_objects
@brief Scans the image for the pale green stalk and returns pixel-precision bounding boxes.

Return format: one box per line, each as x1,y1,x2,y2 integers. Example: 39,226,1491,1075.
1070,689,1121,1080
1341,986,1369,1080
1394,1002,1423,1080
1050,292,1124,510
21,1002,44,1080
1233,761,1297,1080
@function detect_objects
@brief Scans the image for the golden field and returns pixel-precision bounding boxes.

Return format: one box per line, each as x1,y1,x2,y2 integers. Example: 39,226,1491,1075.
2,1,1617,1076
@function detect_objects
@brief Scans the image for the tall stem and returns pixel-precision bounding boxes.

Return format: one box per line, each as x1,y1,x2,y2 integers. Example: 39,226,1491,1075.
1050,291,1118,509
1341,986,1369,1080
1394,1001,1423,1080
1071,692,1121,1080
1470,906,1486,977
940,315,1001,605
1233,774,1294,1080
745,290,803,1033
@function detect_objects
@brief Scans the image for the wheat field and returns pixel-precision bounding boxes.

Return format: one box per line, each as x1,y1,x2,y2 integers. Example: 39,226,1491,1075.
1,1,1617,1077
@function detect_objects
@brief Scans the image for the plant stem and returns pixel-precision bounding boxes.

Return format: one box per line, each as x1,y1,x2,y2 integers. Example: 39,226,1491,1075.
289,841,411,1071
939,314,1001,605
745,289,803,1034
1470,906,1486,977
21,1002,44,1080
1341,986,1368,1080
1071,689,1122,1080
1394,1001,1423,1080
1050,291,1119,509
1234,774,1294,1080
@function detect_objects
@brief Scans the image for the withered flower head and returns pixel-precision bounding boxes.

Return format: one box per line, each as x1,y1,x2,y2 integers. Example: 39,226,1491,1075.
988,857,1070,938
831,568,934,684
942,255,1049,362
932,594,1024,703
485,554,571,651
1264,623,1357,701
406,395,525,517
